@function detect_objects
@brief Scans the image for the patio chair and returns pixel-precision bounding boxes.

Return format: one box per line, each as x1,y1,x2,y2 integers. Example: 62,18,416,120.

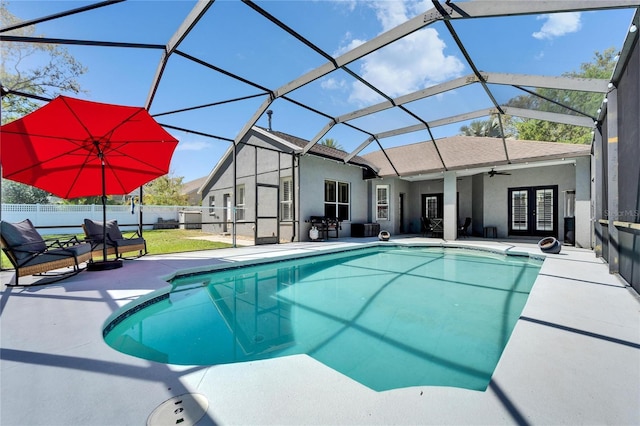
420,217,431,237
83,219,147,261
1,219,92,286
309,216,340,240
458,217,472,238
430,218,444,238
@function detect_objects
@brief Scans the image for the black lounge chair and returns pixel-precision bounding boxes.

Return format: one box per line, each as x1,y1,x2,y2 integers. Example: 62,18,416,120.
420,217,431,237
1,219,92,286
83,219,147,261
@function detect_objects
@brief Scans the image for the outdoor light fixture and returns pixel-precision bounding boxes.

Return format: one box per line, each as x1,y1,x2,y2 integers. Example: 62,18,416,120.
630,24,637,33
608,82,614,89
597,108,602,114
603,98,608,103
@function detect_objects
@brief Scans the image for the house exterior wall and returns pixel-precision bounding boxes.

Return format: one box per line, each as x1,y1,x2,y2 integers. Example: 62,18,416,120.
199,129,592,249
365,178,411,235
389,177,473,236
456,176,473,233
482,163,582,241
471,174,484,236
200,135,295,241
408,179,444,232
393,179,411,234
298,155,369,241
574,156,591,248
200,145,253,237
278,154,297,243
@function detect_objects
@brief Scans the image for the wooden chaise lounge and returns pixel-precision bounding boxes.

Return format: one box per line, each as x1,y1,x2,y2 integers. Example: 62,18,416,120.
1,219,92,286
82,219,147,261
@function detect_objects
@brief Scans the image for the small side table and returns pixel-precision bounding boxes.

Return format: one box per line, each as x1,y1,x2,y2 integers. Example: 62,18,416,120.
483,226,497,238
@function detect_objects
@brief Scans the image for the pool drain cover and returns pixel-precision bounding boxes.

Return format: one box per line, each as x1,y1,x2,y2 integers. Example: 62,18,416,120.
147,393,209,426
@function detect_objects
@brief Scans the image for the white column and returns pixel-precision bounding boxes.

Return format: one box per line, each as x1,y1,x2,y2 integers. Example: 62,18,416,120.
443,171,457,240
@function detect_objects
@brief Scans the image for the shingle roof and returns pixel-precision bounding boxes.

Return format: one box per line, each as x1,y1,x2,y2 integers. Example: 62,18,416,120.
267,130,377,171
181,176,208,195
362,136,591,177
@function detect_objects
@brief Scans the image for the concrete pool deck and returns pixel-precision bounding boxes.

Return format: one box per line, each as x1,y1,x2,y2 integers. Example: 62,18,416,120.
1,237,639,425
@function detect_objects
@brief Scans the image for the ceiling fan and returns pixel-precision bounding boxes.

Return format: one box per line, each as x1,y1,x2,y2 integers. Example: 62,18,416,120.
488,168,511,177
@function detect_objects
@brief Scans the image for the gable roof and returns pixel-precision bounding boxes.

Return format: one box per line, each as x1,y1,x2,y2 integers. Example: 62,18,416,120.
182,176,208,195
199,127,380,193
362,136,591,177
262,128,377,172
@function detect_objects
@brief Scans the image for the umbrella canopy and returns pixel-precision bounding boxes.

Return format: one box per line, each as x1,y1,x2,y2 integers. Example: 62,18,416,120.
1,95,179,199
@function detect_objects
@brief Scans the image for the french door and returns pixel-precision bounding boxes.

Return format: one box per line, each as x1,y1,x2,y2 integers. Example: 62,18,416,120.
508,186,558,237
421,193,443,219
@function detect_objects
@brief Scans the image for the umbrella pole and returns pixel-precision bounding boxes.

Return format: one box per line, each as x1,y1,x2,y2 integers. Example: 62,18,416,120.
87,144,123,271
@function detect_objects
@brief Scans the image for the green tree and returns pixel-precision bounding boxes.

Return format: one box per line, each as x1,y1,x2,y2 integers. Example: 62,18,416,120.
0,0,87,124
507,48,616,143
1,180,50,204
460,118,503,137
143,174,188,206
1,2,87,205
319,138,344,150
460,115,515,138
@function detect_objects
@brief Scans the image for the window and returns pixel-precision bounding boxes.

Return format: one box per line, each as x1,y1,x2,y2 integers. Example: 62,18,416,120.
281,177,293,221
376,185,389,220
536,188,554,231
511,190,528,231
208,195,215,215
236,185,245,221
324,180,350,221
424,195,439,218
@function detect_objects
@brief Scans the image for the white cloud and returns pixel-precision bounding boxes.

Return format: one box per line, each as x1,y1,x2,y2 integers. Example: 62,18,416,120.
176,139,210,152
329,0,464,106
533,12,582,40
321,77,347,90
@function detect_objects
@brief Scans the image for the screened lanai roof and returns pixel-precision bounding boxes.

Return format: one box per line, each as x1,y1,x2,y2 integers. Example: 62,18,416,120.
1,1,639,181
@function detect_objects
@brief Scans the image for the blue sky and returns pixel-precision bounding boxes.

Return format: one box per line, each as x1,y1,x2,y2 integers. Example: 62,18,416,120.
4,1,636,183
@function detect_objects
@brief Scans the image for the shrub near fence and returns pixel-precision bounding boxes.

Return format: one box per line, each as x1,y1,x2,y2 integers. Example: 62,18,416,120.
0,204,207,235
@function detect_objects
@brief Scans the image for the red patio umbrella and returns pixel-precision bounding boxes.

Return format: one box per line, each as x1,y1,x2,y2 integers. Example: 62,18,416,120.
1,95,179,269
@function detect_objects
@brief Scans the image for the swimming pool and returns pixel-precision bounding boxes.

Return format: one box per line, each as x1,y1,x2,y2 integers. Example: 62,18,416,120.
103,245,542,392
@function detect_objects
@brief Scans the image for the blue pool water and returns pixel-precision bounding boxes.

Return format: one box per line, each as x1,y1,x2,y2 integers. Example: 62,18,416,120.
103,245,542,392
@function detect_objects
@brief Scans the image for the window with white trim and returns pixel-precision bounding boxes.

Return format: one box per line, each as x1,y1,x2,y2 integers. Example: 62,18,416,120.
236,185,245,221
324,180,350,221
376,185,389,220
208,195,215,215
280,177,293,221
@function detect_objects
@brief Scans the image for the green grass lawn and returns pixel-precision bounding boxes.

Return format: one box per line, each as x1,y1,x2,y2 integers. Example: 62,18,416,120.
1,229,232,269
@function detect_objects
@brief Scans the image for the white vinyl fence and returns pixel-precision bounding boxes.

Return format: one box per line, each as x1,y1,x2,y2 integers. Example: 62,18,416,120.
1,204,207,235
